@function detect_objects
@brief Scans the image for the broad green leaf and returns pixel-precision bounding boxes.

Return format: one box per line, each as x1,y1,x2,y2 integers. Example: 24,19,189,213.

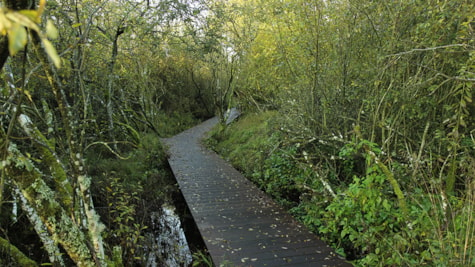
46,20,58,39
43,39,61,68
8,23,27,55
72,23,83,28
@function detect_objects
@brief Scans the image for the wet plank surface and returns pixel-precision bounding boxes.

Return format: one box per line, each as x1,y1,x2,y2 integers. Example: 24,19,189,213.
162,117,351,266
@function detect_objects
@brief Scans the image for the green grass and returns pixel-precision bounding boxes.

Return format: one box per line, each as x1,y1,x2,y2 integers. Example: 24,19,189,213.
207,111,280,178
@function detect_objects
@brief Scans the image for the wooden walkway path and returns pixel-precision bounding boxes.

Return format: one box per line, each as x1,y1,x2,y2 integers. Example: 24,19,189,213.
162,117,351,266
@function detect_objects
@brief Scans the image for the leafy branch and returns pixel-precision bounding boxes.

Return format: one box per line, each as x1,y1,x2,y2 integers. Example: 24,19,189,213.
0,0,60,68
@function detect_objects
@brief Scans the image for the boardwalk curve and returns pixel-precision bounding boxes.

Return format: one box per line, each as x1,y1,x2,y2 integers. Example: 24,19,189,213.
162,117,351,267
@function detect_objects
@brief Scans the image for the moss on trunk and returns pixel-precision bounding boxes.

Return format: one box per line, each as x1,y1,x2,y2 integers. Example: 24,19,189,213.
0,237,38,267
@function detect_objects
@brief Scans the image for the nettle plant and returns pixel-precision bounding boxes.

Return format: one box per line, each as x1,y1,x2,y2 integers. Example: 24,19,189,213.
318,133,474,266
318,138,416,265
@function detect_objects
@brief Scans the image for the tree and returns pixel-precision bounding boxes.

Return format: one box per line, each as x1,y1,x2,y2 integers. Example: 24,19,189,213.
1,0,105,265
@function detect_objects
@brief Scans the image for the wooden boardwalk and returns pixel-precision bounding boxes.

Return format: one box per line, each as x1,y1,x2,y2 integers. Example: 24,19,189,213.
162,117,351,267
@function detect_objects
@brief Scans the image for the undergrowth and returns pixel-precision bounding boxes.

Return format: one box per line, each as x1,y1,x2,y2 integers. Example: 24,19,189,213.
87,132,179,265
155,111,202,137
208,111,475,266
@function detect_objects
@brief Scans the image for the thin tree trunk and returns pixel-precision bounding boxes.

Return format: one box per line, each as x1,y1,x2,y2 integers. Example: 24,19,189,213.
106,27,125,151
32,35,106,266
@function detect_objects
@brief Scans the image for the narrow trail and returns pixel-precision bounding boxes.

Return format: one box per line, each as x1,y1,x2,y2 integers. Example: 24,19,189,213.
162,117,351,267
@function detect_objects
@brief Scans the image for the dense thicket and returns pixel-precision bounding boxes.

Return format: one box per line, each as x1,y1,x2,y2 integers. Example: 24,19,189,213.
208,0,475,266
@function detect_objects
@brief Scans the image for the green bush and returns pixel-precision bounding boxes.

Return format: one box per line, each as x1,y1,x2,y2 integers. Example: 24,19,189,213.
257,147,304,208
208,112,475,266
208,111,308,208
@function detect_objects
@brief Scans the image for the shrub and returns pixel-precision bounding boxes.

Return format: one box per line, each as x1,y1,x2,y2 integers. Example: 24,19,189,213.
87,132,177,264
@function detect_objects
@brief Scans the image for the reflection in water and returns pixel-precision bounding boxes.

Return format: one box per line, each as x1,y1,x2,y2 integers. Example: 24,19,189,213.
146,204,192,267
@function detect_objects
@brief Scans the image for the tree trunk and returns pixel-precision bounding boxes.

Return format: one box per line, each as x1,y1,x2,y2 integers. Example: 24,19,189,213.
8,149,96,266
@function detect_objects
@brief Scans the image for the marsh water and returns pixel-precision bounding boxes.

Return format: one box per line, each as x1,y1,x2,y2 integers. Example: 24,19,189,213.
145,205,192,267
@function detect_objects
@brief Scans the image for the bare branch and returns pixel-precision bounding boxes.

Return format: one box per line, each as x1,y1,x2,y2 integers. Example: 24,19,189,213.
386,44,470,57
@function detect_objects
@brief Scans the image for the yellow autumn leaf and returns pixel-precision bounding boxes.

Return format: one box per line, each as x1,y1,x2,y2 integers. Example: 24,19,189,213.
22,89,33,102
37,0,46,21
43,39,61,68
5,12,39,32
5,12,40,33
18,10,38,23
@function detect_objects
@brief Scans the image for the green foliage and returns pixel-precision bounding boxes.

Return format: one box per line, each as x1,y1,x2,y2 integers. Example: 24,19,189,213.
205,0,475,265
102,177,146,266
256,147,304,208
209,112,316,209
210,112,475,265
1,0,212,265
88,132,180,265
88,133,170,198
155,111,201,137
317,179,475,266
2,0,474,265
0,2,60,66
317,149,412,264
88,133,168,184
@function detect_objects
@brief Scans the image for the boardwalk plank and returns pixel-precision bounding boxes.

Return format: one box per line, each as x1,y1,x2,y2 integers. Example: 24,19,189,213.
163,117,351,267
